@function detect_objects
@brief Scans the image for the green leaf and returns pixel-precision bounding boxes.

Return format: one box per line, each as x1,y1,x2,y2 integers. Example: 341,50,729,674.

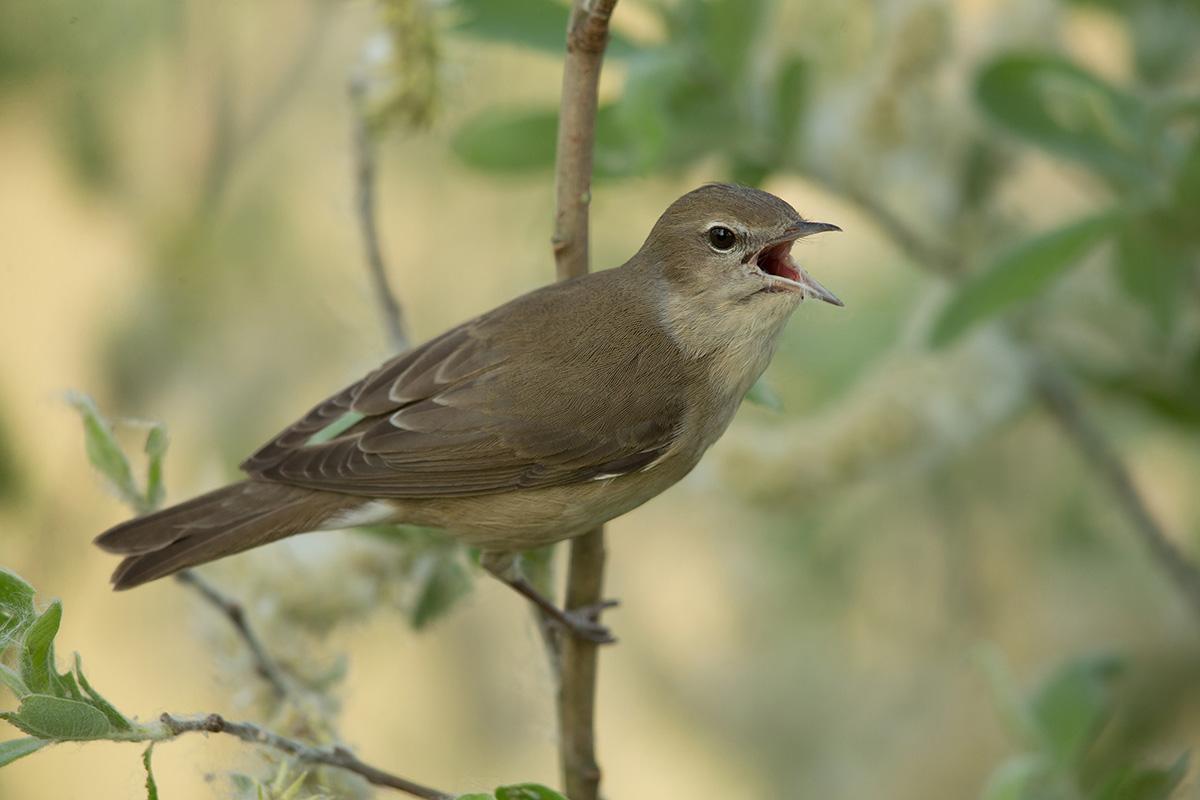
1,694,113,740
142,423,168,513
1114,215,1196,329
771,54,810,159
0,736,50,767
0,567,36,650
75,654,132,731
66,392,143,511
1029,653,1122,766
20,600,62,695
745,377,783,411
451,107,557,175
1172,132,1200,227
409,550,472,630
455,795,495,800
931,210,1118,346
450,0,637,58
517,544,557,598
495,784,568,800
702,0,766,79
0,664,29,699
976,54,1152,187
1097,754,1189,800
980,754,1051,800
143,744,159,800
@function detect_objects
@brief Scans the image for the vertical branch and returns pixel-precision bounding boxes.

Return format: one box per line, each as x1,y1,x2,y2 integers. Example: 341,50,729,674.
551,3,620,799
350,78,410,352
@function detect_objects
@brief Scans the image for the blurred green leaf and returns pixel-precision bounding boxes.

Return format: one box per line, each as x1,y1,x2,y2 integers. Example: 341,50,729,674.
1114,216,1196,329
1097,754,1188,800
980,754,1051,800
449,0,637,58
1,694,113,740
143,744,159,800
976,54,1152,187
0,737,49,768
451,107,558,174
456,795,494,800
1030,653,1122,766
58,86,118,192
977,646,1042,747
931,211,1118,346
20,601,62,696
66,392,144,512
771,54,810,159
495,784,568,800
451,105,636,178
516,544,557,598
1173,132,1200,220
701,0,765,78
409,550,472,630
142,423,168,513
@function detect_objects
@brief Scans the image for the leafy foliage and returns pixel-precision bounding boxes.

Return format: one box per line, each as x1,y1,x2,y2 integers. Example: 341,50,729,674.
980,650,1187,800
0,568,138,767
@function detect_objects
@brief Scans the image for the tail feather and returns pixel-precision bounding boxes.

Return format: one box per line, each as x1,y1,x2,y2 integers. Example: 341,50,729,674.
96,480,358,590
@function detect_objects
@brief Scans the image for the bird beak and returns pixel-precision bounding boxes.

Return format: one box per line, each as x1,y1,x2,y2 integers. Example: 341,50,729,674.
787,220,842,238
794,268,844,307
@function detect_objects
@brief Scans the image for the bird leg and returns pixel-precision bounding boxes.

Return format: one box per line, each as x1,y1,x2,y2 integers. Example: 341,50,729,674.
480,550,618,645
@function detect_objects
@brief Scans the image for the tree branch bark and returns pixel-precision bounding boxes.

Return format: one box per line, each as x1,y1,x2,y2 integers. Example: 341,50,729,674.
155,713,452,800
551,2,620,799
350,77,410,351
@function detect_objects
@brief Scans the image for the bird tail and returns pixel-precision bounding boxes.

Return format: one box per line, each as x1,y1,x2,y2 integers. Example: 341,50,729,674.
94,480,359,590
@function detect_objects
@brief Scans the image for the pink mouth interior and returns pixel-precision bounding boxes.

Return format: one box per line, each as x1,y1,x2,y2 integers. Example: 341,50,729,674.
757,242,801,282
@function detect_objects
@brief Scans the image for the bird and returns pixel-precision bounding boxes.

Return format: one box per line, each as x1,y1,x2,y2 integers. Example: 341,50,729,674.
95,183,842,642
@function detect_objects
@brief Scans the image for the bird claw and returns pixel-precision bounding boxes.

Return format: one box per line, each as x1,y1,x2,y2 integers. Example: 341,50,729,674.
558,599,620,644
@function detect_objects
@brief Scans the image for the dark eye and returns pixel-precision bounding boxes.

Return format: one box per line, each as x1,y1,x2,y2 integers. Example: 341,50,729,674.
707,226,736,251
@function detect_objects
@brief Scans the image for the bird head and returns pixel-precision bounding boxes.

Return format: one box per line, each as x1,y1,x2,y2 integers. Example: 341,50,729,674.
638,183,842,312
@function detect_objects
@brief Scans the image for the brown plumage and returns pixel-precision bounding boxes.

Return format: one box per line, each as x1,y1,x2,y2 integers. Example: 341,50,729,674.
95,184,841,614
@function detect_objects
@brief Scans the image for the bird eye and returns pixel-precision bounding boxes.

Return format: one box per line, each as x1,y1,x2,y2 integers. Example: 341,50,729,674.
707,226,736,252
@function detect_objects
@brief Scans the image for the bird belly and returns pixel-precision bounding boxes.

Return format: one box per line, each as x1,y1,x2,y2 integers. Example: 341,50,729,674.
391,457,694,550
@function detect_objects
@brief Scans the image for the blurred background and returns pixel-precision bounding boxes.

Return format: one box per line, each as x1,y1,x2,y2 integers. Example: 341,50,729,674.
1,0,1199,797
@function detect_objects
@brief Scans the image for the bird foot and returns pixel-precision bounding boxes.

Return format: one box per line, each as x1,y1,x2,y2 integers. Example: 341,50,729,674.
556,599,620,644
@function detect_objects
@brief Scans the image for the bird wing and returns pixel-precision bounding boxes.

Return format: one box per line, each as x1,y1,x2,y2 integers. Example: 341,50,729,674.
240,277,690,498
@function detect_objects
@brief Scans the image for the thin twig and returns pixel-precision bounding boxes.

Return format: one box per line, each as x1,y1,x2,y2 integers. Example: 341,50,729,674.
156,713,452,800
173,570,291,699
1033,367,1200,616
350,77,410,351
805,170,1200,620
551,2,620,798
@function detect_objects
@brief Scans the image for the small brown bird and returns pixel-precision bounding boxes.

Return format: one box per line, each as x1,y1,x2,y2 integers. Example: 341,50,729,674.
96,183,841,641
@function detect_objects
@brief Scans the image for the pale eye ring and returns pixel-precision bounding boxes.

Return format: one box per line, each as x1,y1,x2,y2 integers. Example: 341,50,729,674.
707,225,737,252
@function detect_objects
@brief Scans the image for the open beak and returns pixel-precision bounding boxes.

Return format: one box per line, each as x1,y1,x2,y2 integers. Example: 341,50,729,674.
752,220,843,306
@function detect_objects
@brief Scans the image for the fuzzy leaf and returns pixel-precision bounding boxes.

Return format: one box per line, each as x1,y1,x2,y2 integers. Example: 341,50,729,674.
75,654,131,731
0,736,49,767
66,392,144,511
20,601,62,695
0,664,29,699
0,568,36,650
2,694,113,740
143,744,159,800
931,211,1118,346
745,377,783,411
